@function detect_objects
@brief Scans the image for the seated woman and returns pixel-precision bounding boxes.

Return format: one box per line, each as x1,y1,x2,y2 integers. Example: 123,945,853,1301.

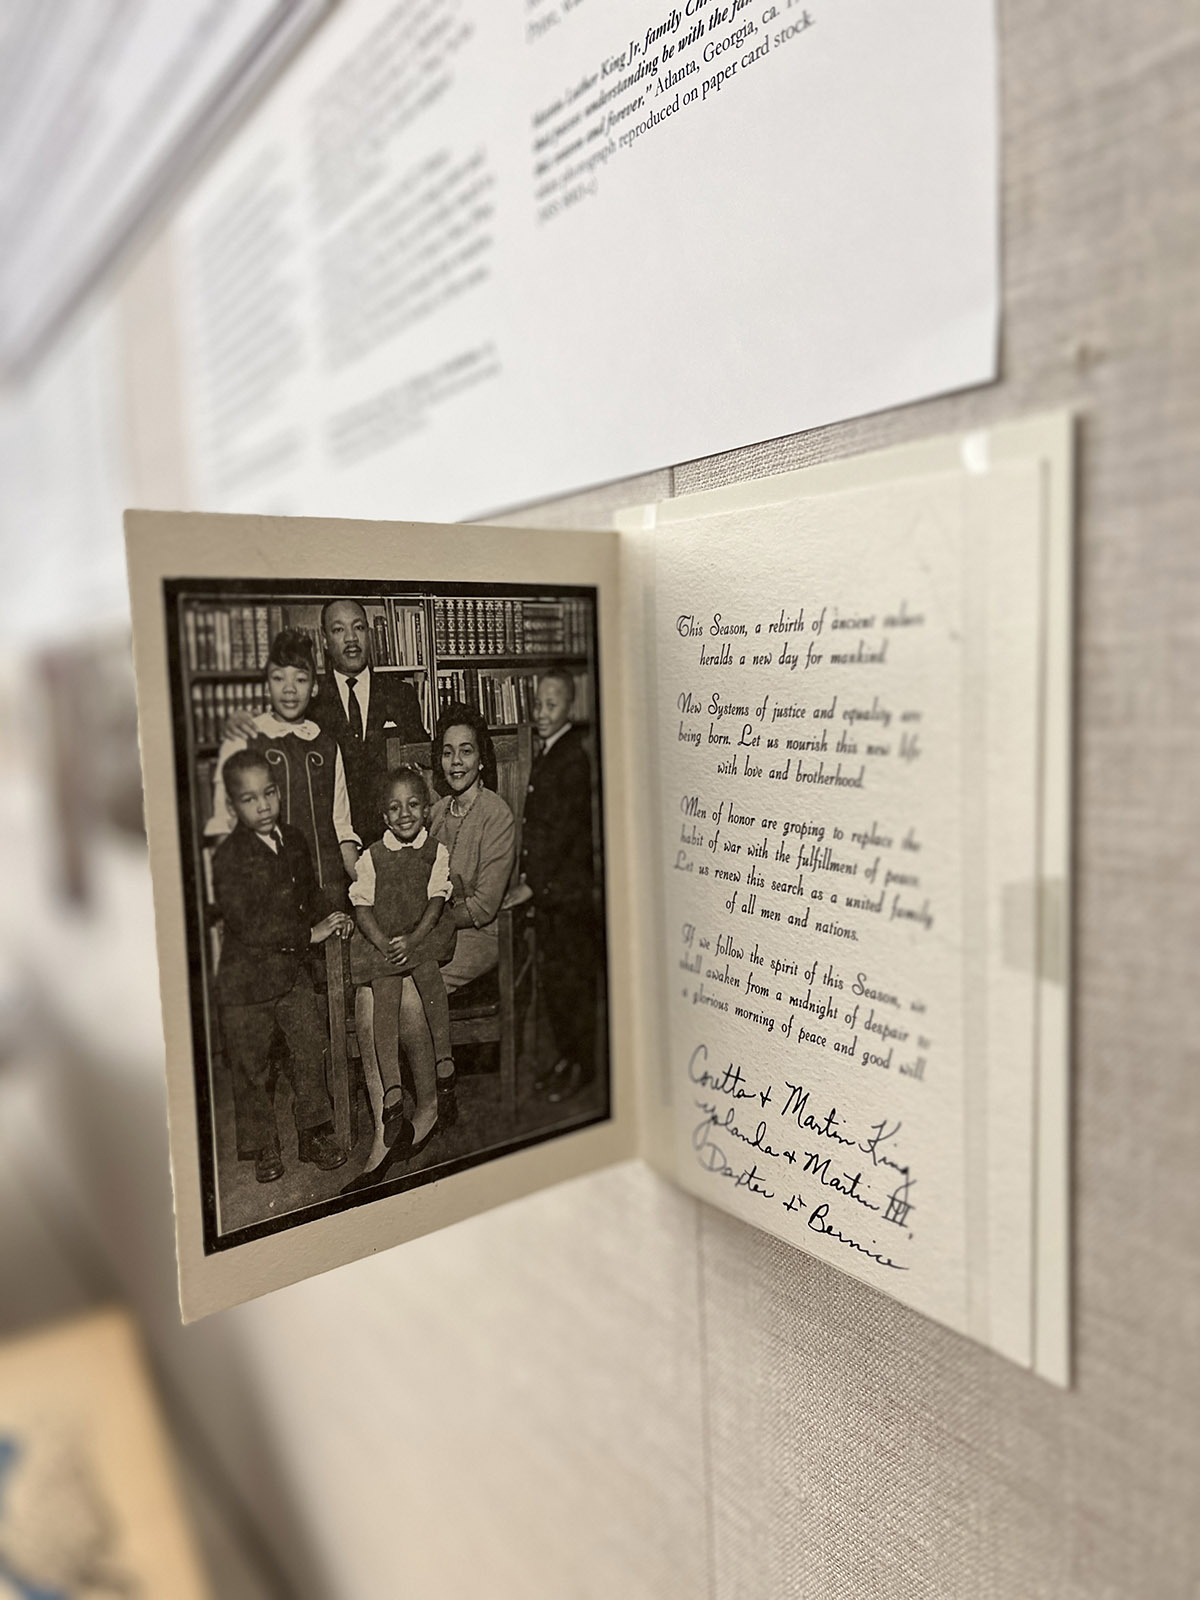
427,703,518,1123
341,703,516,1190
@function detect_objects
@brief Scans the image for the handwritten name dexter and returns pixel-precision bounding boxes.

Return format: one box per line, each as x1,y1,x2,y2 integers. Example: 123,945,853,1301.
687,1043,914,1271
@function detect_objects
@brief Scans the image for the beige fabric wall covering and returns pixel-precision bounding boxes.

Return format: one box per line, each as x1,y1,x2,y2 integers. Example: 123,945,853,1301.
100,1,1200,1593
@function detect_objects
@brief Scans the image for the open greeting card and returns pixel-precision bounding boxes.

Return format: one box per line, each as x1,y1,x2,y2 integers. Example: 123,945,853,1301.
128,414,1072,1382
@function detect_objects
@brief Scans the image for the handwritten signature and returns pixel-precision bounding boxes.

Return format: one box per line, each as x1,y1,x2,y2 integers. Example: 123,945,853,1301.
691,1116,777,1200
805,1203,908,1270
685,1045,916,1271
692,1099,796,1165
688,1043,773,1109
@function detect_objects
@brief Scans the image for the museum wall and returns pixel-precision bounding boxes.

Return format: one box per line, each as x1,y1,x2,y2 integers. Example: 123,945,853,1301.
2,2,1196,1595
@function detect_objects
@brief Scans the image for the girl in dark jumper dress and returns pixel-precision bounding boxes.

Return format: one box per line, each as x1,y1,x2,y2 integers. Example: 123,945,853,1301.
348,766,455,1148
207,627,359,914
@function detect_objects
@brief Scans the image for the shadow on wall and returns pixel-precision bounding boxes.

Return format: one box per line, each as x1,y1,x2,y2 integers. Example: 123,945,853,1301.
37,631,145,906
6,625,342,1598
33,975,340,1600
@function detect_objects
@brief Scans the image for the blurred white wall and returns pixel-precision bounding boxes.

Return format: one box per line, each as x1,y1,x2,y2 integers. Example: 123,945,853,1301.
0,271,709,1600
3,2,1200,1593
0,302,131,647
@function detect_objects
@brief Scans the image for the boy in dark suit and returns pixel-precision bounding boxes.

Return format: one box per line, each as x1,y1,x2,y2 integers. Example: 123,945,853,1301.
213,749,353,1183
519,669,598,1104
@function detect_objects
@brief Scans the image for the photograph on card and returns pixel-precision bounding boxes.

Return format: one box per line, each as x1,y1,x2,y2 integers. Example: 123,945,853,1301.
164,577,609,1252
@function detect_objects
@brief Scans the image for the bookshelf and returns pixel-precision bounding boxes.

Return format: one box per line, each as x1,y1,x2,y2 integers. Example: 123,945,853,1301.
431,595,592,729
177,590,595,824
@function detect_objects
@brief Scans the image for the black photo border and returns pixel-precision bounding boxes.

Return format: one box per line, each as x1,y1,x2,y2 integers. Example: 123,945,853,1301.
163,576,611,1254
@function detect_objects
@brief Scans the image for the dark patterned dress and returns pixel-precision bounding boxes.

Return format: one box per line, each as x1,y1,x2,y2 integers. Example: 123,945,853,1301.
209,714,353,915
349,832,456,985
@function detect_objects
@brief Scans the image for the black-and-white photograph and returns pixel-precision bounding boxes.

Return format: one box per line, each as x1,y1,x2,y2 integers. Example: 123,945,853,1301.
164,578,609,1251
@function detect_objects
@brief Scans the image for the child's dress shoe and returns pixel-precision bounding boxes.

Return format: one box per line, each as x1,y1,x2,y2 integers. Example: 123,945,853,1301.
435,1063,458,1128
382,1089,409,1148
298,1129,348,1170
255,1148,284,1183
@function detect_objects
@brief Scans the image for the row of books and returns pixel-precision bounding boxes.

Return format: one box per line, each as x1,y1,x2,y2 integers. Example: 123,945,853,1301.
189,680,263,748
372,605,425,667
191,670,592,802
183,597,589,674
298,625,328,673
182,604,332,675
431,596,591,658
184,604,283,673
189,667,592,747
436,669,591,727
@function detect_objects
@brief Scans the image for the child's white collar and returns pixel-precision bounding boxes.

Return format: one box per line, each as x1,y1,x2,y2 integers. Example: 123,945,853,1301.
382,826,428,851
257,709,320,740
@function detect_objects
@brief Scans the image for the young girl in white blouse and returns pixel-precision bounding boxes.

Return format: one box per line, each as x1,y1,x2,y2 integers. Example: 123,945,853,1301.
339,766,456,1188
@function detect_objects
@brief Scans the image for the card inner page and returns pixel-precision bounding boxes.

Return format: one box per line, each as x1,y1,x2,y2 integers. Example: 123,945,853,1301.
637,461,1059,1369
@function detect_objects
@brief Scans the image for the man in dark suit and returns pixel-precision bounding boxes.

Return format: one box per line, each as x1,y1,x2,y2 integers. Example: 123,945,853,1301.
310,598,427,844
519,669,599,1103
213,749,352,1182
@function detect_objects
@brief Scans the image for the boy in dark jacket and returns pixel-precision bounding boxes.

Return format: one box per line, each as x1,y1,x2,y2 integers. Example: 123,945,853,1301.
213,748,352,1182
519,670,598,1104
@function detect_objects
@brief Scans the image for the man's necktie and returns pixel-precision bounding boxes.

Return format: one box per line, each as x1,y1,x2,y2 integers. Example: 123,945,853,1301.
346,676,364,742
